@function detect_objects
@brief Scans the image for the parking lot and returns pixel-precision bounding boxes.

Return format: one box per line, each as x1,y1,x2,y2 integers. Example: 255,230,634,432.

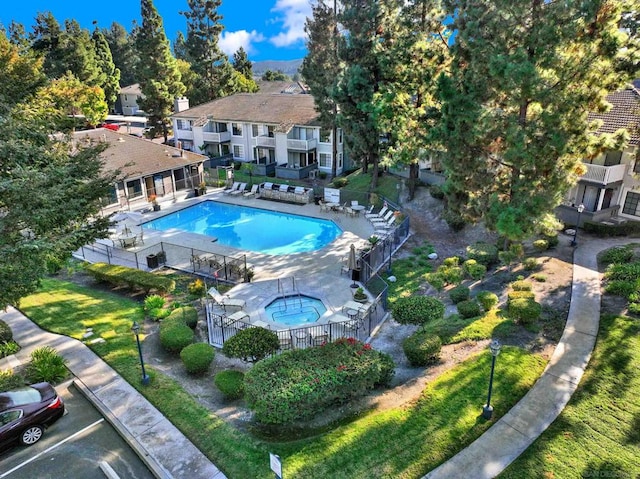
0,380,153,479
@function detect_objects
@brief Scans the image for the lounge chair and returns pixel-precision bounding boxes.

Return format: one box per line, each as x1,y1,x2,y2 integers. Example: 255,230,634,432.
223,182,240,195
374,215,397,230
370,210,394,224
230,183,247,196
243,184,259,198
207,287,246,312
365,206,388,220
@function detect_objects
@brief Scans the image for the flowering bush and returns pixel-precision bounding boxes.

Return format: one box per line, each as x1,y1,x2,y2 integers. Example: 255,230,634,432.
244,338,394,424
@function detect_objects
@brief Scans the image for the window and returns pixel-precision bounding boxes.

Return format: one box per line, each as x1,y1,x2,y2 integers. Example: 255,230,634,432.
338,153,343,169
233,145,243,159
320,128,331,143
604,150,622,166
267,125,275,138
0,410,21,426
320,153,332,168
177,119,192,131
338,128,343,144
252,124,259,137
126,179,143,198
232,123,242,136
101,185,118,206
623,191,640,216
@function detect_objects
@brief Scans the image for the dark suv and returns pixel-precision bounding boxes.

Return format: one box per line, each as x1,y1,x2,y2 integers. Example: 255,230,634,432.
0,382,65,449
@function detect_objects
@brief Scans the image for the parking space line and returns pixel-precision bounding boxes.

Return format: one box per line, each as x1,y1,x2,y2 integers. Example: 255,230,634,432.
0,418,104,478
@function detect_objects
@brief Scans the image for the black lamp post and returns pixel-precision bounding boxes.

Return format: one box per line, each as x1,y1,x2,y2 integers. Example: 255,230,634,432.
386,236,393,275
482,339,501,420
131,321,150,386
571,203,585,247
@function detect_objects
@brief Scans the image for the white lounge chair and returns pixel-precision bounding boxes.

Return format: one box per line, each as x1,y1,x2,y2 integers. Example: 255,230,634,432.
374,216,397,232
243,184,259,198
223,182,240,195
365,206,388,220
207,287,246,312
230,183,247,196
370,210,394,224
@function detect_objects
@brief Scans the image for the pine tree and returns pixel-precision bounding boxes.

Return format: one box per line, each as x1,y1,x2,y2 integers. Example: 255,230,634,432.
92,27,121,110
232,47,253,79
137,0,185,142
103,22,139,87
436,0,633,241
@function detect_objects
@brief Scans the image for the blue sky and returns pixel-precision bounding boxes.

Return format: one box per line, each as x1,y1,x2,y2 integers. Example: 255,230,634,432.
0,0,310,62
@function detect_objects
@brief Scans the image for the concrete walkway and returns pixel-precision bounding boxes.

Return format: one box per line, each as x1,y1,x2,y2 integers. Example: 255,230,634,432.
0,307,225,479
426,237,632,478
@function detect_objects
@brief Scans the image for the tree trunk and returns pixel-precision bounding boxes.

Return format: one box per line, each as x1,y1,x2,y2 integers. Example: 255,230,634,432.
408,162,419,201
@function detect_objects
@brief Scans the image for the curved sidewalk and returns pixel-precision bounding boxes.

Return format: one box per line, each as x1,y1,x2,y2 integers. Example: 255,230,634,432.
426,238,631,478
0,307,225,479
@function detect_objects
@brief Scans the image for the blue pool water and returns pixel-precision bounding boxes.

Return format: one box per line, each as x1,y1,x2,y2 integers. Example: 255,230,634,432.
143,201,342,255
265,295,327,327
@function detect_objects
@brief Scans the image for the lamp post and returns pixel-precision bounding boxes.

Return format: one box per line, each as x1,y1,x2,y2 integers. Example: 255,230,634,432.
131,321,150,386
571,203,585,247
482,339,501,420
386,236,393,275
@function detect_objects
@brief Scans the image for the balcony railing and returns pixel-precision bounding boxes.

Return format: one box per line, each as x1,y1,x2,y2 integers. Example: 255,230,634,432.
175,129,194,140
287,138,317,151
254,136,276,148
202,131,231,143
581,163,626,184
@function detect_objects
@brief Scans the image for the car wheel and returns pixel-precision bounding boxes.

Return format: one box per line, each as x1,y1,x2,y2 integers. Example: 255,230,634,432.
20,425,44,446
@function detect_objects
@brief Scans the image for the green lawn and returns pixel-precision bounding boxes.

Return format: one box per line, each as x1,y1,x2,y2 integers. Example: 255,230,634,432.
18,278,546,478
500,313,640,478
421,309,517,345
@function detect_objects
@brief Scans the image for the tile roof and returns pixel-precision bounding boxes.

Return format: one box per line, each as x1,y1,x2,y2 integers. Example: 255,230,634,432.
172,93,320,127
588,82,640,145
73,129,207,179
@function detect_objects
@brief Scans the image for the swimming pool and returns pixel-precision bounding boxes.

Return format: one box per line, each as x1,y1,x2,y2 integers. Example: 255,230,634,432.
265,295,327,327
143,201,342,255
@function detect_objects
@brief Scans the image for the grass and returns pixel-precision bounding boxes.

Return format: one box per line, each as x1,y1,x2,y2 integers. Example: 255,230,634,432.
500,313,640,478
421,309,516,345
18,278,546,478
386,242,435,304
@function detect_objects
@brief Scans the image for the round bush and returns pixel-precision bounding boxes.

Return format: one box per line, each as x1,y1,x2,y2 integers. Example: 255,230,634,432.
443,211,466,232
180,343,215,374
426,273,445,291
463,259,487,280
439,265,464,285
391,296,445,325
167,306,199,329
476,291,499,311
0,320,13,343
159,323,194,354
214,370,245,400
443,256,460,267
466,242,499,267
509,298,542,325
402,331,442,366
628,302,640,316
532,239,549,251
457,300,482,319
508,290,535,302
449,285,470,304
429,184,445,199
523,257,539,271
222,327,280,362
542,234,559,248
511,280,532,291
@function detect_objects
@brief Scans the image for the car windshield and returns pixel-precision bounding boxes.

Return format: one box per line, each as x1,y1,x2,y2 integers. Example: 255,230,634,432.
0,387,42,410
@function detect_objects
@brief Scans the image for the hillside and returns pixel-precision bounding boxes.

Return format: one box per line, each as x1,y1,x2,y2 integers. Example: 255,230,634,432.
252,59,303,77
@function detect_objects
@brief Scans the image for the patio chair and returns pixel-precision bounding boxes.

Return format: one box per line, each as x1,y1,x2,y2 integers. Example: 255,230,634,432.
279,333,293,351
351,200,359,207
319,200,330,213
370,210,394,224
311,332,329,346
223,182,240,195
363,204,375,216
340,256,350,276
230,183,247,196
345,206,356,217
243,184,259,198
365,205,388,220
374,216,397,231
207,287,246,312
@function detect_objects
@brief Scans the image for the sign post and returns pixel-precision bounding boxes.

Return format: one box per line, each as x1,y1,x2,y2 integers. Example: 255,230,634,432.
269,453,283,479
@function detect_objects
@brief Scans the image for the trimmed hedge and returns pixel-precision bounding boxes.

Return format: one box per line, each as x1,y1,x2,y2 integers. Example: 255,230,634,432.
214,370,245,400
222,327,280,362
426,272,446,291
511,280,532,291
466,242,499,267
476,291,499,311
457,300,482,319
402,331,442,366
463,259,487,280
167,306,199,329
391,296,445,325
583,220,640,237
508,290,535,302
85,263,175,294
532,239,549,251
159,323,194,354
0,320,13,343
449,285,470,304
509,298,542,325
180,343,215,374
523,257,539,271
244,338,395,425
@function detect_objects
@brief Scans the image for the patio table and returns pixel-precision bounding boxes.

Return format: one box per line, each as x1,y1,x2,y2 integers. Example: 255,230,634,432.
351,204,365,216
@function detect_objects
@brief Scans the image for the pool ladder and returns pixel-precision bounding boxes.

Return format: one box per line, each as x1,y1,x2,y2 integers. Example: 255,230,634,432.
277,277,303,311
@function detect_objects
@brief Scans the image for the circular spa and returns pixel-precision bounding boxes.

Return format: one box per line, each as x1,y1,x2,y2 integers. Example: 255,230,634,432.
264,295,327,327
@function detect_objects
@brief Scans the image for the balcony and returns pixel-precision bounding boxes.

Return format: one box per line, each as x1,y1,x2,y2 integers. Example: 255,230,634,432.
254,136,276,148
580,163,626,185
287,138,317,151
202,131,231,143
175,128,194,140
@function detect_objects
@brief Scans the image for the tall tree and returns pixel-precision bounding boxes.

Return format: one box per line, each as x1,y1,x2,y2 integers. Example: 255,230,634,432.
29,12,64,77
435,0,633,241
302,0,341,178
232,46,253,79
0,32,47,112
7,21,30,54
58,19,102,86
180,0,234,104
103,22,139,87
137,0,185,142
92,27,121,110
173,30,188,60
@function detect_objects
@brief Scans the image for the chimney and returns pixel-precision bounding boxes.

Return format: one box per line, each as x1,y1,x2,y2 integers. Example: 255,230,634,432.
174,97,189,113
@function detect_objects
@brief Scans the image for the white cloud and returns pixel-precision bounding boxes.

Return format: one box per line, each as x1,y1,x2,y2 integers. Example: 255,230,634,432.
219,30,266,56
269,0,313,47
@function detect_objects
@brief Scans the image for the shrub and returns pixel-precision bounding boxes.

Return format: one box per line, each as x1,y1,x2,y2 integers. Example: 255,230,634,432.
511,280,532,291
542,233,559,248
466,242,499,267
600,246,634,266
533,274,547,282
187,279,206,297
509,298,542,325
429,184,445,199
391,296,445,325
437,265,464,285
426,272,445,291
605,262,640,282
523,257,539,271
0,320,13,343
159,323,194,354
85,263,175,294
222,327,280,362
214,370,245,400
318,171,328,179
457,300,482,319
332,177,348,188
402,331,442,366
0,341,20,358
26,346,68,384
628,303,640,316
180,343,215,375
166,306,199,329
463,259,486,280
149,308,171,321
449,285,470,304
0,370,25,392
532,239,549,251
144,294,165,311
443,256,460,267
443,211,466,232
476,291,499,311
508,290,536,302
604,280,638,299
244,338,395,424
